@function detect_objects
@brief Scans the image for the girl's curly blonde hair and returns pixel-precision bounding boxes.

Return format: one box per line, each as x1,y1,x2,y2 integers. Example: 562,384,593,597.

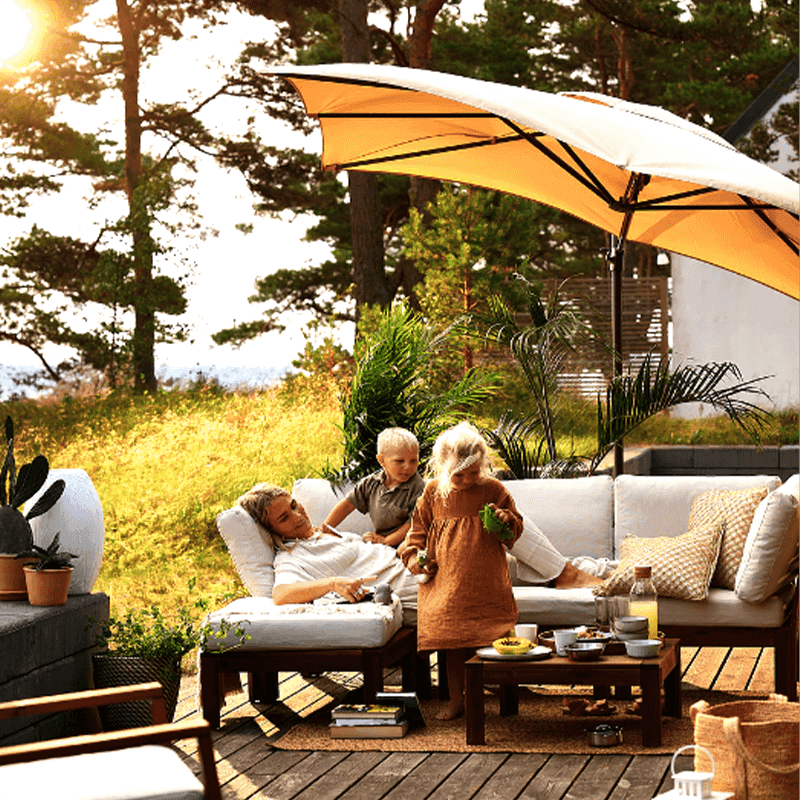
427,421,492,498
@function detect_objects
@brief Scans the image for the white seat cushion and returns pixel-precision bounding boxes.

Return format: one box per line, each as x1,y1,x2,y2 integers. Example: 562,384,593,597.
614,475,781,556
0,745,204,800
204,595,404,650
293,478,373,534
503,476,614,559
513,586,787,628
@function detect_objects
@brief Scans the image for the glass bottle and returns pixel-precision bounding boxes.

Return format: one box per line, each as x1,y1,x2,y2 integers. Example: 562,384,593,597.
628,565,658,639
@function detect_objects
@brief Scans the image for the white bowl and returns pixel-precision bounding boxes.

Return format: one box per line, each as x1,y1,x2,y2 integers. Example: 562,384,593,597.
624,639,661,658
614,615,649,633
614,629,652,641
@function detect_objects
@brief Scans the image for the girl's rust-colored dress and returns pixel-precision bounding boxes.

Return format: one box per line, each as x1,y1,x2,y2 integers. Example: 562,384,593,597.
403,477,523,651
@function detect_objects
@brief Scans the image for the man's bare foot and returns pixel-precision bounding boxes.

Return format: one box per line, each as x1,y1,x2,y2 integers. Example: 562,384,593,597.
555,561,603,589
436,703,464,721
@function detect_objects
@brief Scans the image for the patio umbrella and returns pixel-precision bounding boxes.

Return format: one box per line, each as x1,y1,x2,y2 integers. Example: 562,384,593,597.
267,63,800,470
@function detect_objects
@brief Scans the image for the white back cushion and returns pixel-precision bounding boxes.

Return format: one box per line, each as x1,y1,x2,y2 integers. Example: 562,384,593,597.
293,478,373,534
503,476,614,559
736,474,799,603
216,506,275,597
614,474,781,557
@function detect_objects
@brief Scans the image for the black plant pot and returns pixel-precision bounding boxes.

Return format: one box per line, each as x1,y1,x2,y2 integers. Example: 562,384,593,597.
92,653,181,730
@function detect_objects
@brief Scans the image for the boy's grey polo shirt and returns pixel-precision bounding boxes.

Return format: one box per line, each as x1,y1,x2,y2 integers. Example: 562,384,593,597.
346,470,426,536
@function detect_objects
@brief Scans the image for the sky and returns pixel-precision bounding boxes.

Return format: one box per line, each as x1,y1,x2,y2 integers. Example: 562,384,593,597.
1,2,488,392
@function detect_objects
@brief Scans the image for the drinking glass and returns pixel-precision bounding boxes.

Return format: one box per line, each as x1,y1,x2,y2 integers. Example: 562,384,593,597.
594,596,611,631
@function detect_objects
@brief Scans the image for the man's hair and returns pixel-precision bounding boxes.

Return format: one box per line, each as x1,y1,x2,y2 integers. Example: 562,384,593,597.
377,427,419,455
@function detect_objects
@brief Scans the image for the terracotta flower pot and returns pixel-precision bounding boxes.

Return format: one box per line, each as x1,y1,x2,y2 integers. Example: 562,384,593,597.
23,566,73,606
0,554,28,599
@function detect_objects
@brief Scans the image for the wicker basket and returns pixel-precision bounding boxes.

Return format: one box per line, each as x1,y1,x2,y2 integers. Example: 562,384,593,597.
92,653,181,731
690,694,799,800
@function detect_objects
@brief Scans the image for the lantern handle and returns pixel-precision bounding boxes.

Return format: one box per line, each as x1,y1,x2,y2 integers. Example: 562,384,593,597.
671,744,716,778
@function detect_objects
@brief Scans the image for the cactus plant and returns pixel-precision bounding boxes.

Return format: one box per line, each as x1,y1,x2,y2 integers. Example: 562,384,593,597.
0,416,66,554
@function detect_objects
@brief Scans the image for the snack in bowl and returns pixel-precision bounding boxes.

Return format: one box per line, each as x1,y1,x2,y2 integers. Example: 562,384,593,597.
492,636,532,655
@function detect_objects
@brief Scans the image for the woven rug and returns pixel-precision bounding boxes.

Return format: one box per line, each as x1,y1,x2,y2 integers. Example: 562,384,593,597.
272,686,761,755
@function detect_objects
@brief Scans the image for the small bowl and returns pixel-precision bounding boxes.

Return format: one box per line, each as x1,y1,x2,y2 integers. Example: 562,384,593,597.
614,615,649,633
565,642,605,662
493,637,532,655
624,639,661,658
614,629,652,641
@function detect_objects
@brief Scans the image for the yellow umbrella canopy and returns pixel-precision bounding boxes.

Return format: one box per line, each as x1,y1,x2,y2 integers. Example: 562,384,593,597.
269,63,799,299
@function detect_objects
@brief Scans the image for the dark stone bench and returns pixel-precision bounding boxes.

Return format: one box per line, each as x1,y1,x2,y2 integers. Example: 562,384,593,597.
0,593,109,745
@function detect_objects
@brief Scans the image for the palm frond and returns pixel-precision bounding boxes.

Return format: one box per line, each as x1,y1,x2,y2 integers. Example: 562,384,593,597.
592,355,772,472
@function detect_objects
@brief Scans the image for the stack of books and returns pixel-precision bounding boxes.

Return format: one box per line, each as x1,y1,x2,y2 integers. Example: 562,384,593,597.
329,703,408,739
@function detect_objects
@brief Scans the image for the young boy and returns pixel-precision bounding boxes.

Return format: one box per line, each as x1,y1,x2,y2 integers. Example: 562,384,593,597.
323,428,425,548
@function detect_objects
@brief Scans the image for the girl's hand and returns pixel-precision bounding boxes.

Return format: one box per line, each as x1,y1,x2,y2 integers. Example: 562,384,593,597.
490,504,512,526
331,575,377,602
362,531,385,544
407,558,424,576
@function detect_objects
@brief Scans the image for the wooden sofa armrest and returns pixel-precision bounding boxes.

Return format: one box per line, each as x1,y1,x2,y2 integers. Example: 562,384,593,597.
0,682,168,724
0,683,220,800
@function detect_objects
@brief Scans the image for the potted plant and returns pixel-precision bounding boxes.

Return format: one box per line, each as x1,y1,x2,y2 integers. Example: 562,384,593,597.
88,579,249,730
0,416,66,599
16,532,79,606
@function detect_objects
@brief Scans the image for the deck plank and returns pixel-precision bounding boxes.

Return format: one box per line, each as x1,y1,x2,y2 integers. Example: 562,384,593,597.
682,647,728,690
383,753,469,800
561,754,629,800
472,753,548,800
748,648,776,694
607,755,671,800
428,753,509,800
336,752,431,800
291,752,389,800
222,750,311,800
518,754,589,799
713,647,760,693
247,751,350,800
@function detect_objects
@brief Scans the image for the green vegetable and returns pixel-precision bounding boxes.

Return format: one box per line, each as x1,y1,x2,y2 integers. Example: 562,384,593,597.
417,549,429,567
479,504,514,541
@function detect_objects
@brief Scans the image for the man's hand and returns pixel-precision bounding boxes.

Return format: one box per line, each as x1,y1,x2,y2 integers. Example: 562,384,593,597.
331,575,378,602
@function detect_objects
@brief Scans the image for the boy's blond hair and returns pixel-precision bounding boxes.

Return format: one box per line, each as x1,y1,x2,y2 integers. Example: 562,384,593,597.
377,427,419,455
427,421,492,498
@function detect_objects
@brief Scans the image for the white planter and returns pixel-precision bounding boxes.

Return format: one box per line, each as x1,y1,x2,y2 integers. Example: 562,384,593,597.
27,469,105,595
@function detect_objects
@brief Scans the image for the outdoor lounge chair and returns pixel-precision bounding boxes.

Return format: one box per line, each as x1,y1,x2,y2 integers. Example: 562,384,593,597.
0,682,221,800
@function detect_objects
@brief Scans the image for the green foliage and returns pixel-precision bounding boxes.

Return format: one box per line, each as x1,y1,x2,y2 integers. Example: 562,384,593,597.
87,579,249,661
16,532,78,572
325,304,496,485
592,355,773,472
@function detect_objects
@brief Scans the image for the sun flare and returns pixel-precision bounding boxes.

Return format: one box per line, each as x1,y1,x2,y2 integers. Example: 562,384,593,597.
0,0,34,62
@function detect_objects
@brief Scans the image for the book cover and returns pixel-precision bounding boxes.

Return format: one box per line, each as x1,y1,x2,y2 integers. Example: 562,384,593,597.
331,703,402,721
329,720,409,739
375,692,426,729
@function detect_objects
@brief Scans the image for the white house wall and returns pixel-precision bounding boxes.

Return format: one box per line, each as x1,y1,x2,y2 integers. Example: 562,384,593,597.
671,253,799,417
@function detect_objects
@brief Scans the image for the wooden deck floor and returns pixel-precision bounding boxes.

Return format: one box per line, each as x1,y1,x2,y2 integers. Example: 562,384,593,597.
174,646,781,800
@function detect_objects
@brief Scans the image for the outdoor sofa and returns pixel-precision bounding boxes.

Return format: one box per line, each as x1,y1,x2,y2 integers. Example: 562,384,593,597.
200,472,799,726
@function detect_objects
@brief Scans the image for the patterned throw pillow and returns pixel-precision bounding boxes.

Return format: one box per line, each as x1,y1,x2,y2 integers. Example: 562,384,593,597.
688,486,769,589
593,522,723,601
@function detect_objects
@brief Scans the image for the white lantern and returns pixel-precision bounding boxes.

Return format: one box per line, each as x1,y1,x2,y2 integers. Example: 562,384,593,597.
27,469,105,595
652,745,734,800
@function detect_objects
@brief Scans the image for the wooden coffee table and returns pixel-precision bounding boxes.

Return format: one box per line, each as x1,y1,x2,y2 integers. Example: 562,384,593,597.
465,638,681,747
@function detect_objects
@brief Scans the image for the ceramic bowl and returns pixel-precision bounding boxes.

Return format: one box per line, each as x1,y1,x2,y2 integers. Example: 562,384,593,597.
565,642,605,662
624,639,661,658
614,629,652,641
492,637,532,655
614,615,649,633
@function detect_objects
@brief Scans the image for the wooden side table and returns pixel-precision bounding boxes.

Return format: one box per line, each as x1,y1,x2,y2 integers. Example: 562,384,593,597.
465,638,681,747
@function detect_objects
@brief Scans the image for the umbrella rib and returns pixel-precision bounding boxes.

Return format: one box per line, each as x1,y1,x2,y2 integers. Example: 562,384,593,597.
499,117,615,205
318,112,497,118
739,195,800,255
554,141,619,206
330,133,527,169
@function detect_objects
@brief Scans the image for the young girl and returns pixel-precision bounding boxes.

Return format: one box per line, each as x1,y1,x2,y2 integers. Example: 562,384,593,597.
401,421,523,720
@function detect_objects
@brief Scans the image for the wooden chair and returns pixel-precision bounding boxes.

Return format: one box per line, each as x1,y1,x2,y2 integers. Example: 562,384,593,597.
0,682,221,800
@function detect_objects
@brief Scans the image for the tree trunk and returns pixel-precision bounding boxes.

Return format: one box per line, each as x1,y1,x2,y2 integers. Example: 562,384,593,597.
339,0,390,322
117,0,156,393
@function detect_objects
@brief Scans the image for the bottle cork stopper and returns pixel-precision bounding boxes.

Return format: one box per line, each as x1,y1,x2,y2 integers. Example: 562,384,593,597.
633,565,652,579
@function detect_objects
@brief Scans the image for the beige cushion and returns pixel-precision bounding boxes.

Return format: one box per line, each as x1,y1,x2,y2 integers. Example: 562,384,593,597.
736,475,800,603
689,485,769,589
594,522,723,601
216,506,275,597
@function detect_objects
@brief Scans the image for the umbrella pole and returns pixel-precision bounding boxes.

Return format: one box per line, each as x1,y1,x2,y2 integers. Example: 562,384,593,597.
608,236,624,478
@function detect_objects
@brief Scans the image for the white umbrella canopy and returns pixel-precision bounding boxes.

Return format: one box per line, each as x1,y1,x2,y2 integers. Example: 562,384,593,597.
268,63,799,299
